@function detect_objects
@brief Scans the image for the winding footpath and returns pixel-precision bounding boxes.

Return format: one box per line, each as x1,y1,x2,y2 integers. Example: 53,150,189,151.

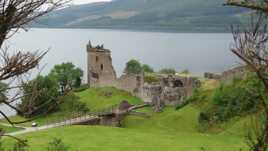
2,115,99,136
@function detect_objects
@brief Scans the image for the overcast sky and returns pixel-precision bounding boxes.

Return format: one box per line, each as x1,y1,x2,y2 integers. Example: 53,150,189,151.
72,0,112,4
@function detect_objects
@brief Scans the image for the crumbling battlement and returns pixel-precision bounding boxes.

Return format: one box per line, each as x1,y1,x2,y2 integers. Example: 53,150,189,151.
87,41,143,96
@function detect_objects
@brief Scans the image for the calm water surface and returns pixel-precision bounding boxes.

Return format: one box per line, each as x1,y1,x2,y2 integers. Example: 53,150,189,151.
1,28,239,117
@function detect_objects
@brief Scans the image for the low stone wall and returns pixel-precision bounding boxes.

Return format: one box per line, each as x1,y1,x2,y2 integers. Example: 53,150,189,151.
204,72,221,80
116,73,144,96
221,66,247,82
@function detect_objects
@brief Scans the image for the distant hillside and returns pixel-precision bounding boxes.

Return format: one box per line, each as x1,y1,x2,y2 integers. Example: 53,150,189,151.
34,0,248,32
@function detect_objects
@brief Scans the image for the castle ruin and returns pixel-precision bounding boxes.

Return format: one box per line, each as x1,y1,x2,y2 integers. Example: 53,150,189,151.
87,41,143,96
87,41,199,108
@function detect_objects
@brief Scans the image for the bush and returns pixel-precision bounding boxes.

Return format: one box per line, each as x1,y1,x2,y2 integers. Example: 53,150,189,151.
125,59,142,74
142,64,154,73
72,84,90,92
19,75,60,118
199,73,263,124
159,68,176,75
11,141,28,151
47,138,69,151
59,92,89,113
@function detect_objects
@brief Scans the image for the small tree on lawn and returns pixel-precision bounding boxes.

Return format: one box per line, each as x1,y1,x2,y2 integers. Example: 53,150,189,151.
49,62,83,94
19,75,59,118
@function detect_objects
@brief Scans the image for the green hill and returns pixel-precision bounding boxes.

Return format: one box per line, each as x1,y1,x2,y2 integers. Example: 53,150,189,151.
3,106,247,151
1,85,252,150
34,0,247,32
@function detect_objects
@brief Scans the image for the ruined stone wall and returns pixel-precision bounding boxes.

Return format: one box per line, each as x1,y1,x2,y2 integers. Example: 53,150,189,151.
141,75,199,107
116,73,144,96
220,66,247,83
204,72,221,80
87,41,197,107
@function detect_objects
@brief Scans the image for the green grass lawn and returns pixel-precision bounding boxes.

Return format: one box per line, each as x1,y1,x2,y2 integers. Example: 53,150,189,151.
1,86,251,151
76,87,143,111
0,87,143,127
0,125,24,133
2,106,248,151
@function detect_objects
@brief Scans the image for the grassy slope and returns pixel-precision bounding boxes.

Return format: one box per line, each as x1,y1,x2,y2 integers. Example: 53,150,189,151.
0,125,23,133
76,87,142,111
3,106,247,151
0,87,142,127
2,85,251,150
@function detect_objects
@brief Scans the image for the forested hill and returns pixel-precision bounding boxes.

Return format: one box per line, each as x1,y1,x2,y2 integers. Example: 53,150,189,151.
34,0,248,32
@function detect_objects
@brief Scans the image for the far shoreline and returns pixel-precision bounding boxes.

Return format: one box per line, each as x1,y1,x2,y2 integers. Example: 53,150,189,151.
28,26,232,34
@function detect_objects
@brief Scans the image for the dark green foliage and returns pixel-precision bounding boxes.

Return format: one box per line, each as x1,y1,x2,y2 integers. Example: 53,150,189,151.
59,92,89,113
47,138,69,151
142,64,154,73
19,75,59,118
125,59,142,74
159,68,176,75
72,84,90,92
199,74,263,124
49,62,83,94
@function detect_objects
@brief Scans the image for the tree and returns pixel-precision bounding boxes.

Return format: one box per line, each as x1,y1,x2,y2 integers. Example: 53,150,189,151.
142,64,154,73
223,1,268,150
225,0,268,13
19,75,59,117
0,0,68,146
49,62,83,94
125,59,143,74
159,68,176,75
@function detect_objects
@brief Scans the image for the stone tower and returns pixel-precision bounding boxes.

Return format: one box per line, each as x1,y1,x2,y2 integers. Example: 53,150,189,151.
87,41,117,87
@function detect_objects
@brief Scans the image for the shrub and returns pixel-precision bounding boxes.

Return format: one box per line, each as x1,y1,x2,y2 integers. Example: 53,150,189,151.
199,73,263,124
11,141,28,151
159,68,176,75
125,59,142,74
19,75,60,118
59,92,89,113
142,64,154,73
47,138,69,151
